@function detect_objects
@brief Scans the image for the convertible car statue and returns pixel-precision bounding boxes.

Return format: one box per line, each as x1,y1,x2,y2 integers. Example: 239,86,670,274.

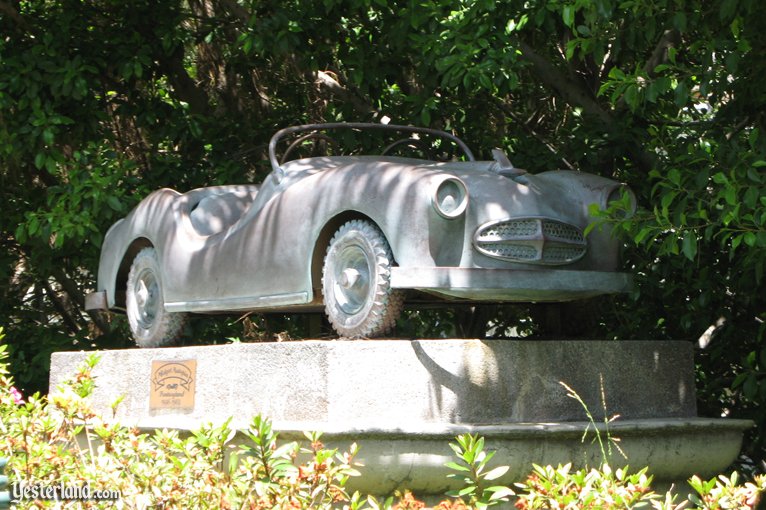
85,123,634,346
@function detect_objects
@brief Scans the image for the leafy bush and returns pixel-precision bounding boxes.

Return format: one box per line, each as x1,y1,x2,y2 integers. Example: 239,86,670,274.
1,340,361,509
515,463,655,509
445,433,514,508
1,330,764,509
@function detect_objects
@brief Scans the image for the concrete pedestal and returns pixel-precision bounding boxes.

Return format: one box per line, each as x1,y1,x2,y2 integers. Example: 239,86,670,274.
49,340,750,495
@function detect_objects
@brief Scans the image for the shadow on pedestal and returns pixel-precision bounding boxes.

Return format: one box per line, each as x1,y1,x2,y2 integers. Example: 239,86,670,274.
49,339,751,496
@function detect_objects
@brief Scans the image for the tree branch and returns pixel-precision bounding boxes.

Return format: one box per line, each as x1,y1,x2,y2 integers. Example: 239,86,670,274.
215,0,250,24
160,45,213,117
516,39,617,132
644,29,680,78
0,0,31,32
50,266,111,334
42,281,81,334
515,38,654,173
496,100,575,170
314,71,379,119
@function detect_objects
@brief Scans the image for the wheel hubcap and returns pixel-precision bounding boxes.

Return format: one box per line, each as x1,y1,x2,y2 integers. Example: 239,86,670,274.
339,268,361,288
134,268,159,329
332,244,371,315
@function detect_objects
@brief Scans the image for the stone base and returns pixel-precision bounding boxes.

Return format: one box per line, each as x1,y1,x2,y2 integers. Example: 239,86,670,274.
276,418,748,494
49,340,751,495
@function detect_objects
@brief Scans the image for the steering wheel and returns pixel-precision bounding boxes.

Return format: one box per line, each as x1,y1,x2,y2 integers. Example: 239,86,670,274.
381,137,435,160
280,133,340,164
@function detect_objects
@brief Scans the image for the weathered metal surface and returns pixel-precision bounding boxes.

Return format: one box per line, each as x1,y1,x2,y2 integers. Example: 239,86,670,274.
389,267,632,300
473,217,588,265
86,123,635,342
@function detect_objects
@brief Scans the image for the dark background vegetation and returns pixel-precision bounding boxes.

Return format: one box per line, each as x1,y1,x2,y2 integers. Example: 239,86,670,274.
1,0,764,469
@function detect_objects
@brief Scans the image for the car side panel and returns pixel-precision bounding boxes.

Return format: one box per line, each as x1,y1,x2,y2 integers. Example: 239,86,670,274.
159,161,443,309
96,188,181,308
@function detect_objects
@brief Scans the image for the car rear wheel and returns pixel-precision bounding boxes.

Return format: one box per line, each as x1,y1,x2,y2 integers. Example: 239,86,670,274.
126,247,187,347
322,220,404,338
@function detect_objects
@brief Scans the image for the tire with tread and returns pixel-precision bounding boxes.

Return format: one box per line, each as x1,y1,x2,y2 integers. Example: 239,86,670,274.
322,220,404,338
126,247,187,347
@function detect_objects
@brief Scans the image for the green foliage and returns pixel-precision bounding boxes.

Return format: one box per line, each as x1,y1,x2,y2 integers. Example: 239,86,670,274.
445,426,766,510
1,0,765,470
514,463,656,509
687,471,765,509
445,434,514,508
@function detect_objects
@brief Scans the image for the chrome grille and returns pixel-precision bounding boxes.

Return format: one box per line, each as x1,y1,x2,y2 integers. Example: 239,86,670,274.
542,221,585,243
474,218,587,265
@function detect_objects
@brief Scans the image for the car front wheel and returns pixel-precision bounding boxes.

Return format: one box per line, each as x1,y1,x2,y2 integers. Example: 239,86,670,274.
322,220,404,338
126,247,187,347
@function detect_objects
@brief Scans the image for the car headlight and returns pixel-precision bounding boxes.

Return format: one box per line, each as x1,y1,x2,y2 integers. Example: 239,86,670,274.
432,177,468,219
605,184,637,218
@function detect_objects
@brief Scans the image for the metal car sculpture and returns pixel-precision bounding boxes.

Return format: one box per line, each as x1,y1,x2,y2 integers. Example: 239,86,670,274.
86,123,634,346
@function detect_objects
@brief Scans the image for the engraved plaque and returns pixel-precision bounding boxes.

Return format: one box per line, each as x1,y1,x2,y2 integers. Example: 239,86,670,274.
150,360,196,410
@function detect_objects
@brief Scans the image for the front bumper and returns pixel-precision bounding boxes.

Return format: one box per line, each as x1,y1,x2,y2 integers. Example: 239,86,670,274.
390,267,632,301
85,290,109,311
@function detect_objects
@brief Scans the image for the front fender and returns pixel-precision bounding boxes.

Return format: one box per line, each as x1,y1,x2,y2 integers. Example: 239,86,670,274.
95,189,180,308
295,161,454,270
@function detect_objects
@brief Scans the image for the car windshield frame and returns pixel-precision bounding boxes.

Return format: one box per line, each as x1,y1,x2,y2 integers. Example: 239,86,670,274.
268,123,476,175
